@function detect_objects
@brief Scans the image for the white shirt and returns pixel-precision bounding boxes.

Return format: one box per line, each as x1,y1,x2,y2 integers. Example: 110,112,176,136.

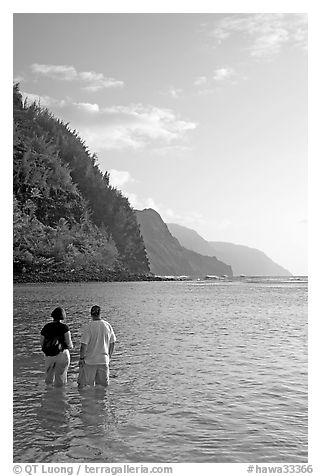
80,319,116,365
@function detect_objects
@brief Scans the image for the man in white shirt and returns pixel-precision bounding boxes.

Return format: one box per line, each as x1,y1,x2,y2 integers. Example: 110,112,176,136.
78,305,116,387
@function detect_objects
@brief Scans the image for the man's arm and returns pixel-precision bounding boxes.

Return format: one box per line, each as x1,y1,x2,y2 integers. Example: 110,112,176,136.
109,324,116,359
79,342,87,365
40,335,45,347
109,341,115,359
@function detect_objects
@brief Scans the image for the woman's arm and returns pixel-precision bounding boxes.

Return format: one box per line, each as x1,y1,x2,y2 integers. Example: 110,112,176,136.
64,331,74,349
40,335,45,347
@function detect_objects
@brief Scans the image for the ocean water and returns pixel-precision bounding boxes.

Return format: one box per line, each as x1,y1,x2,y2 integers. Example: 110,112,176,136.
13,278,308,463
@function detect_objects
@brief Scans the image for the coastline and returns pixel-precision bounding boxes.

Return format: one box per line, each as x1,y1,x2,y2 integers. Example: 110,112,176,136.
13,271,305,285
13,270,167,284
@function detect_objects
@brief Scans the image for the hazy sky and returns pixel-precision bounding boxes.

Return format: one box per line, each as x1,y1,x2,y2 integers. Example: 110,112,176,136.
13,13,308,275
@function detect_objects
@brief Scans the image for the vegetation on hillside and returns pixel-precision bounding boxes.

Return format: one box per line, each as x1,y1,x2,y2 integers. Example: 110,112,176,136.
13,84,150,282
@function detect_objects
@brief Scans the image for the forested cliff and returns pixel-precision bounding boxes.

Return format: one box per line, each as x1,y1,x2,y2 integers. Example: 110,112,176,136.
13,84,150,282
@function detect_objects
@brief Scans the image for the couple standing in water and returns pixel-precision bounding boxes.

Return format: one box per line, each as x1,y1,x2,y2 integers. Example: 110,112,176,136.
40,305,116,388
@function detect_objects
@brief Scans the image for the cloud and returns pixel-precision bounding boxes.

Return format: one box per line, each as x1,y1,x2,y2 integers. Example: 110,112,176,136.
22,91,67,109
194,67,236,94
22,92,99,114
30,63,124,91
124,192,159,212
167,87,183,99
75,102,100,113
210,13,307,58
194,76,208,86
20,91,197,151
31,63,77,80
213,67,234,81
83,103,197,150
108,169,134,188
79,72,124,91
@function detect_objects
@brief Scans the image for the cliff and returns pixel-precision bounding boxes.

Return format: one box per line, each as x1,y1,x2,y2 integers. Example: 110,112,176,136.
135,209,233,277
13,84,150,282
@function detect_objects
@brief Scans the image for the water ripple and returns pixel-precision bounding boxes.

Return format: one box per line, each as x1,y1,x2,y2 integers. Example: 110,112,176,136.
13,281,308,463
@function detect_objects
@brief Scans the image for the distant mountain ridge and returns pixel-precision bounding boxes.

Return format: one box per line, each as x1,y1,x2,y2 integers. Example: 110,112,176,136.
167,223,292,276
135,209,232,277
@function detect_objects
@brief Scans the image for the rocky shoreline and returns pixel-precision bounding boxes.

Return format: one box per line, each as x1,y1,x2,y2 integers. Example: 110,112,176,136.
13,269,167,284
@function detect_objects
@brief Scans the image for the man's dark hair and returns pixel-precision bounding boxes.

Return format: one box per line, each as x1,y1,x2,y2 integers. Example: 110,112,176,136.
91,305,101,317
51,307,65,321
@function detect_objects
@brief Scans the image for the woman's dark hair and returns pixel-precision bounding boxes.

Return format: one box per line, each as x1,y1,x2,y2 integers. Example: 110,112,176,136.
91,305,101,317
51,307,65,321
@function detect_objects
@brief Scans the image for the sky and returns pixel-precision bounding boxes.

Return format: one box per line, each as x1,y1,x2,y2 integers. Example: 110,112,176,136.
13,12,308,275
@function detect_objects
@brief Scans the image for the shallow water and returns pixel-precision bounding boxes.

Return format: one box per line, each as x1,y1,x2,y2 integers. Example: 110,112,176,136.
13,279,308,462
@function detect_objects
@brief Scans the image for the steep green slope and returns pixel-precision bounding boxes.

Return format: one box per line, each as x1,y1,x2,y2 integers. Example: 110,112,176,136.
13,84,150,281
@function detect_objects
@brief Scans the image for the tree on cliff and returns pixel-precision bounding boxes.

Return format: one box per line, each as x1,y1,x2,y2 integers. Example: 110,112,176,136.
13,84,150,278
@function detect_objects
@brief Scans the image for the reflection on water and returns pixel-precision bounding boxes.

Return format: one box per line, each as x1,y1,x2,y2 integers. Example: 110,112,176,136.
13,280,308,462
